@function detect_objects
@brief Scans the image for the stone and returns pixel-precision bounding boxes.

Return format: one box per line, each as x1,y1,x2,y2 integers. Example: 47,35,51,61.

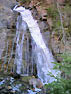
9,73,21,79
29,77,43,88
7,86,12,90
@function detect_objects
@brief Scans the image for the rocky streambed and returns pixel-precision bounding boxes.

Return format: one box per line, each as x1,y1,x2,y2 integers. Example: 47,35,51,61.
0,73,46,94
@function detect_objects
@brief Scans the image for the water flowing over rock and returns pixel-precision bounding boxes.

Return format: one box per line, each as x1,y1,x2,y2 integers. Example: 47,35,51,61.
13,5,60,84
14,16,25,74
11,15,36,76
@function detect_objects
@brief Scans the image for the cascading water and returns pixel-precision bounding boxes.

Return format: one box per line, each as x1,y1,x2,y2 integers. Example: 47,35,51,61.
13,15,34,76
13,5,60,84
14,15,27,74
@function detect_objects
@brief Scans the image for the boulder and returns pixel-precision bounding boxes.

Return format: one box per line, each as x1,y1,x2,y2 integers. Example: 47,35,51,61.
29,77,43,88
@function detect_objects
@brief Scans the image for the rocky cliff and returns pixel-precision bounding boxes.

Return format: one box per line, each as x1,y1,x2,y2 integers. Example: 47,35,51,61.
0,0,16,59
0,0,71,65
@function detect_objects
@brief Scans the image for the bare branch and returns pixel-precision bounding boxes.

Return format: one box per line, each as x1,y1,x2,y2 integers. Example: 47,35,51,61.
56,2,66,45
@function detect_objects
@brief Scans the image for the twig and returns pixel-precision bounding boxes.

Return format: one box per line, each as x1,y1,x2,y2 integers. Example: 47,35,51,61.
56,2,66,45
35,2,42,7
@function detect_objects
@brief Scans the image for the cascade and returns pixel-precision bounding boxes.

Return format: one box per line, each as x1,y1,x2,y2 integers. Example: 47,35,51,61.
14,15,34,76
13,5,60,84
14,15,27,74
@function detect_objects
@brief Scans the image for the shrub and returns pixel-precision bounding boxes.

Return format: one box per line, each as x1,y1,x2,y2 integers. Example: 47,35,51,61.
44,53,71,94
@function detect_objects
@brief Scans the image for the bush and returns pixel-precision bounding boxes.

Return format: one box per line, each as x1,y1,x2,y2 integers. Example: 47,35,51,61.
44,53,71,94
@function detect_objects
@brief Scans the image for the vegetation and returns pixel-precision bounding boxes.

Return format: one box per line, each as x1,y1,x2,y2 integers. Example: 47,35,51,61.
44,53,71,94
46,2,71,56
0,0,71,93
46,5,60,30
16,0,31,4
45,3,71,90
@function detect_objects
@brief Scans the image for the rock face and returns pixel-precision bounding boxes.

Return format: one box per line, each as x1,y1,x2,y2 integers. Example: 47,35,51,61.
0,0,16,59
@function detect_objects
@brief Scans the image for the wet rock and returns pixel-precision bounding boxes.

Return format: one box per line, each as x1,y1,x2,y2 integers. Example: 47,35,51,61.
7,86,12,90
11,90,16,94
0,86,13,94
0,74,45,94
13,73,21,79
29,77,43,88
21,76,32,83
56,55,63,62
9,73,21,79
0,87,5,90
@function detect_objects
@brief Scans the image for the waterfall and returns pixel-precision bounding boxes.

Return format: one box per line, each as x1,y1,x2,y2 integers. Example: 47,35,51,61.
14,15,27,74
13,5,60,84
14,15,34,76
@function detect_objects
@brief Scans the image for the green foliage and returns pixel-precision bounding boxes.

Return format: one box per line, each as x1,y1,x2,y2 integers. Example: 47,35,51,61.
47,4,71,37
45,78,71,94
16,0,31,4
44,53,71,94
47,5,59,19
46,5,61,32
62,4,71,35
0,59,1,63
64,0,71,4
20,0,31,3
52,20,61,30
